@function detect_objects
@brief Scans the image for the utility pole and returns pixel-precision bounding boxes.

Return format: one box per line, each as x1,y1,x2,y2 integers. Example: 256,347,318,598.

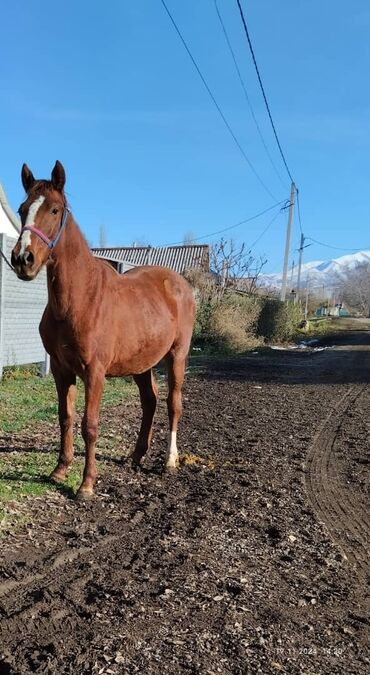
280,182,296,301
290,259,295,291
295,232,305,303
304,275,310,320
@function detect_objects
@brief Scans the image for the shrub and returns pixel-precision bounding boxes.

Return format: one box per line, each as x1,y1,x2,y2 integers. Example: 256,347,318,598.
184,270,218,346
193,293,260,353
185,270,304,350
209,295,261,352
193,297,216,343
257,298,304,342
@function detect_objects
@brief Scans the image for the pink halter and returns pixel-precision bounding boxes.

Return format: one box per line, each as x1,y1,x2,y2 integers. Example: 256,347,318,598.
21,207,70,250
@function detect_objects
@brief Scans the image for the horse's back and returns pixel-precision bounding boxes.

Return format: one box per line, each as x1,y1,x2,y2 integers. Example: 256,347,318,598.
122,265,194,311
121,265,195,349
123,265,190,290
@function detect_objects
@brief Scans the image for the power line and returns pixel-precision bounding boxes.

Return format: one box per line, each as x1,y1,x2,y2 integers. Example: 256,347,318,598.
165,199,286,246
296,189,303,235
235,0,295,185
247,206,282,249
159,0,279,201
213,0,287,190
305,237,370,253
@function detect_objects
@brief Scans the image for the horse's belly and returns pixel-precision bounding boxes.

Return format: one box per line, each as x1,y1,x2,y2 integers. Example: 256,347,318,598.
106,330,174,376
106,348,170,377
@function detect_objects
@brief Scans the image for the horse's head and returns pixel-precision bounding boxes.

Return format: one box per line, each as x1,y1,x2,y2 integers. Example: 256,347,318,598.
11,161,68,280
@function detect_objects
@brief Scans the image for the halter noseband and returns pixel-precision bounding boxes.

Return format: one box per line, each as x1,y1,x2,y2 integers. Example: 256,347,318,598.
21,207,70,250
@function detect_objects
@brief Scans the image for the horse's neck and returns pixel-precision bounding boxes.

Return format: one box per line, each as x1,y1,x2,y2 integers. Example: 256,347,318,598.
46,214,97,320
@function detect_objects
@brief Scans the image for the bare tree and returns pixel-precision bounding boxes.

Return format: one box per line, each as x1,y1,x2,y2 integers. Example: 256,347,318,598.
99,224,107,248
131,238,150,247
210,238,267,299
336,262,370,316
183,231,195,245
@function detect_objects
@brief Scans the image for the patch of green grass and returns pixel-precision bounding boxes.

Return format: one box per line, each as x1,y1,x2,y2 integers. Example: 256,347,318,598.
0,451,84,532
0,372,134,434
0,451,83,499
101,376,133,407
294,317,338,341
0,451,92,534
307,317,335,332
0,371,134,529
0,376,57,433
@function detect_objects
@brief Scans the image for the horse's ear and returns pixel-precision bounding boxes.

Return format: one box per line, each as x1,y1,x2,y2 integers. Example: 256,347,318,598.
21,164,35,193
51,160,66,191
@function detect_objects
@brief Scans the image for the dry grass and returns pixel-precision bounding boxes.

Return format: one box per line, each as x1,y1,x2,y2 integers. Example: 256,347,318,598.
180,453,215,470
209,300,261,352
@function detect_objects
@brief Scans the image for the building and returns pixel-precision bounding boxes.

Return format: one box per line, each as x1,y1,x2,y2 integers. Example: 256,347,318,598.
91,244,210,275
0,183,20,238
0,183,48,377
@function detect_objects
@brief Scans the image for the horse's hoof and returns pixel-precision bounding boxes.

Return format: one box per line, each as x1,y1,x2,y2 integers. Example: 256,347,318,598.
75,488,94,501
165,464,178,474
130,450,144,465
50,472,66,484
129,453,143,471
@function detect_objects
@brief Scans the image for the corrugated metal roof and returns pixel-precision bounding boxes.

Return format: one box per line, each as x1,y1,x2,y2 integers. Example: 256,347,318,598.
91,245,209,274
94,255,135,274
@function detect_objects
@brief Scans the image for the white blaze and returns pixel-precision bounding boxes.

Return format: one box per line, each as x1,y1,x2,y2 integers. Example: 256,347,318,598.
19,195,45,257
166,431,179,469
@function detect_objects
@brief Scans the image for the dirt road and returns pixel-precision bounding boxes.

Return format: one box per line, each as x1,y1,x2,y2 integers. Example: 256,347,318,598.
0,331,369,674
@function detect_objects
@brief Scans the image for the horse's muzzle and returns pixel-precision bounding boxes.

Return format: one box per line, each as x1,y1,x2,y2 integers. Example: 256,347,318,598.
11,249,38,280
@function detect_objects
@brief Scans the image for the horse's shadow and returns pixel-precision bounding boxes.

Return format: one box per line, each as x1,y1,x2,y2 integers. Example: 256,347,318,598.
0,443,75,497
0,445,165,502
0,444,50,455
0,444,126,465
99,452,165,476
0,470,76,499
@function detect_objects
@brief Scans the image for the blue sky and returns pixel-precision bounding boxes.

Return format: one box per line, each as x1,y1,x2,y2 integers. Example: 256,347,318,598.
1,0,369,273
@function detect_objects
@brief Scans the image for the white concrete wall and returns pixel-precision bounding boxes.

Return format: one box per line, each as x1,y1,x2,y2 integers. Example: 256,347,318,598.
0,234,48,377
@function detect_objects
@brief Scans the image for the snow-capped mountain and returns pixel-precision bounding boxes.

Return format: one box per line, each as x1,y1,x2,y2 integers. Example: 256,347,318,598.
261,250,370,290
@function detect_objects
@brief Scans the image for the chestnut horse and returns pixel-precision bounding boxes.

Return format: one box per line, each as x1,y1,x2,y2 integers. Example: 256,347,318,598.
11,161,195,499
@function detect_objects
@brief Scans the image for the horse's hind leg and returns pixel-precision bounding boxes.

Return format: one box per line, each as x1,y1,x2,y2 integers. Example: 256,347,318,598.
50,360,77,483
165,350,187,471
131,370,158,466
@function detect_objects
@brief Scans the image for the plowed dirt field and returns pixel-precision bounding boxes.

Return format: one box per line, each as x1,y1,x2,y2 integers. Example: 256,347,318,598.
0,331,369,674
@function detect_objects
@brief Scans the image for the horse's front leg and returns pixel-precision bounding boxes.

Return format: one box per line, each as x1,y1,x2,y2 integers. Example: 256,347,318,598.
77,362,105,499
50,360,77,483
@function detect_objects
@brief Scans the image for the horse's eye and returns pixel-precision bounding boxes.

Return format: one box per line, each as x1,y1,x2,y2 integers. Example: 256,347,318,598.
51,208,59,215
